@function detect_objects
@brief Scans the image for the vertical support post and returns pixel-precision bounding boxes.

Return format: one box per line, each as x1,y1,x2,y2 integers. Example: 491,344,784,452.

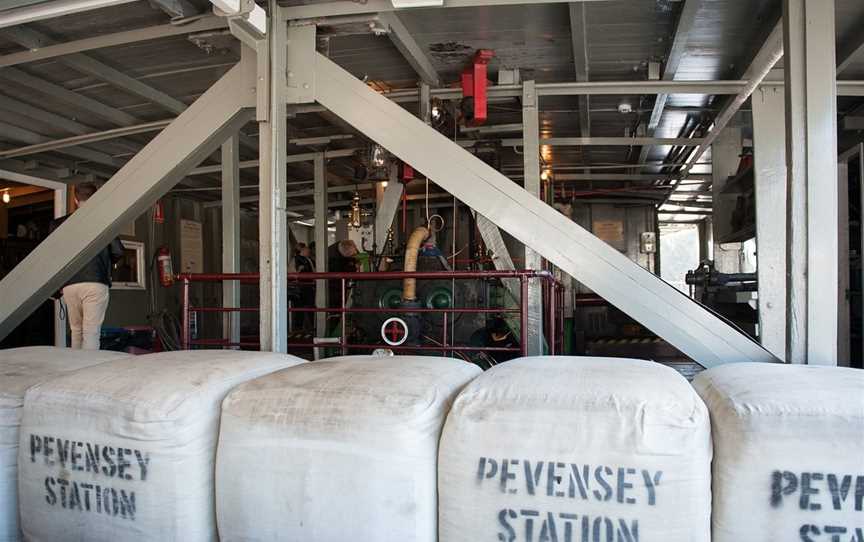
860,145,864,366
838,160,850,364
697,218,713,263
522,80,543,355
711,127,743,273
549,278,556,355
53,186,67,347
783,0,839,365
520,276,529,357
419,82,431,124
259,4,289,352
313,153,328,342
182,276,190,349
374,164,403,250
221,134,241,347
752,84,787,359
340,278,347,355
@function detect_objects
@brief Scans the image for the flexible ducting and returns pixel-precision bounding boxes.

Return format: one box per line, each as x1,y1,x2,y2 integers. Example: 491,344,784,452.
402,225,430,301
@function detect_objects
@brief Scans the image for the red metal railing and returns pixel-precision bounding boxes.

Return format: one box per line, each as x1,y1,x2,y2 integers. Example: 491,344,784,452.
179,270,564,358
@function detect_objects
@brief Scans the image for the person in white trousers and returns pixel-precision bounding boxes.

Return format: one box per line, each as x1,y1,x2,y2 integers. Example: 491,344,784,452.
50,183,124,350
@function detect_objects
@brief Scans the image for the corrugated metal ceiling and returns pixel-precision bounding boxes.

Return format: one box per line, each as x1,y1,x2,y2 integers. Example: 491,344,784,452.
0,0,862,207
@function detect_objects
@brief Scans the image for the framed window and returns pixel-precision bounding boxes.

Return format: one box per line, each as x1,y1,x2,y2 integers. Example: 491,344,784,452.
112,240,146,290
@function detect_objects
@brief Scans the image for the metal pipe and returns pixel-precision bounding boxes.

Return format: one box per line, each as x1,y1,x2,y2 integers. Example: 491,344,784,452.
178,270,552,281
402,226,430,301
286,343,520,353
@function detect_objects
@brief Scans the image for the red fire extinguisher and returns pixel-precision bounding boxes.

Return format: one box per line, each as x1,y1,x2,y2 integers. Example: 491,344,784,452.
156,246,174,287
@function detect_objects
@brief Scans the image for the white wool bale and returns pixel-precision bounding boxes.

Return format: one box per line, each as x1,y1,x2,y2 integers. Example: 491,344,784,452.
693,363,864,542
438,356,712,542
17,350,304,542
1,347,128,542
215,355,481,542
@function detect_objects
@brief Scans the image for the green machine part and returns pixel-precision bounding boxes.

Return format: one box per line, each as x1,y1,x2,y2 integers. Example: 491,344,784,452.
425,287,453,309
379,288,403,309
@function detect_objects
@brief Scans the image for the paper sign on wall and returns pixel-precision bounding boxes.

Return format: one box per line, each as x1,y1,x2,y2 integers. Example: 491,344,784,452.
592,220,625,243
180,219,203,273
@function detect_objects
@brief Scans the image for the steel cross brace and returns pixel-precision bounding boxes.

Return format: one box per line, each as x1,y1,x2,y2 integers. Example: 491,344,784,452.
282,48,778,367
0,50,258,341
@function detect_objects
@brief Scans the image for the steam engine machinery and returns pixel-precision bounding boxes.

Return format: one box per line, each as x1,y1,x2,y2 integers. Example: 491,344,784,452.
685,260,758,339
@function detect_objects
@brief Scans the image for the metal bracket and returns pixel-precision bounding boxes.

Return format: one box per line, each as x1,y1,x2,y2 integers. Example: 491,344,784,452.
285,24,316,104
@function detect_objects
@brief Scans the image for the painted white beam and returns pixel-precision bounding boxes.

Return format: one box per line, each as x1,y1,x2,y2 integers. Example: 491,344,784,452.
0,121,122,167
783,0,838,365
837,25,864,75
0,67,139,126
378,11,439,87
0,121,169,160
258,5,288,352
0,53,257,341
0,0,136,30
752,84,786,360
282,0,610,19
312,50,776,367
1,25,189,115
222,134,241,347
0,169,65,191
211,0,266,39
374,167,404,249
149,0,200,17
0,17,228,68
522,80,544,356
313,153,328,341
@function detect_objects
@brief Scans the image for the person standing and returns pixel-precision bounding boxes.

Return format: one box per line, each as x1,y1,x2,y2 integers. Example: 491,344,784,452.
50,183,124,350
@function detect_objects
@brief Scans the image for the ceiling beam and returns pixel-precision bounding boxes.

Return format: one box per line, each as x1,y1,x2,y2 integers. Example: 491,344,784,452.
568,3,591,165
378,12,439,87
837,29,864,75
497,136,705,146
0,93,93,135
0,0,137,30
638,0,703,165
280,0,611,19
0,67,139,126
0,120,170,160
0,26,188,115
148,0,201,18
0,121,122,167
0,93,143,156
0,17,228,68
663,20,784,207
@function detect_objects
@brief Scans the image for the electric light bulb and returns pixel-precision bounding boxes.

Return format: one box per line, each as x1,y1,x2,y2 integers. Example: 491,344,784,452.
381,181,388,188
1,192,9,204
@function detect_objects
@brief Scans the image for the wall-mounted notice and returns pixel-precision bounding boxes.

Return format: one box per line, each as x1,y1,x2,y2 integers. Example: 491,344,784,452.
180,219,203,274
592,220,624,243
